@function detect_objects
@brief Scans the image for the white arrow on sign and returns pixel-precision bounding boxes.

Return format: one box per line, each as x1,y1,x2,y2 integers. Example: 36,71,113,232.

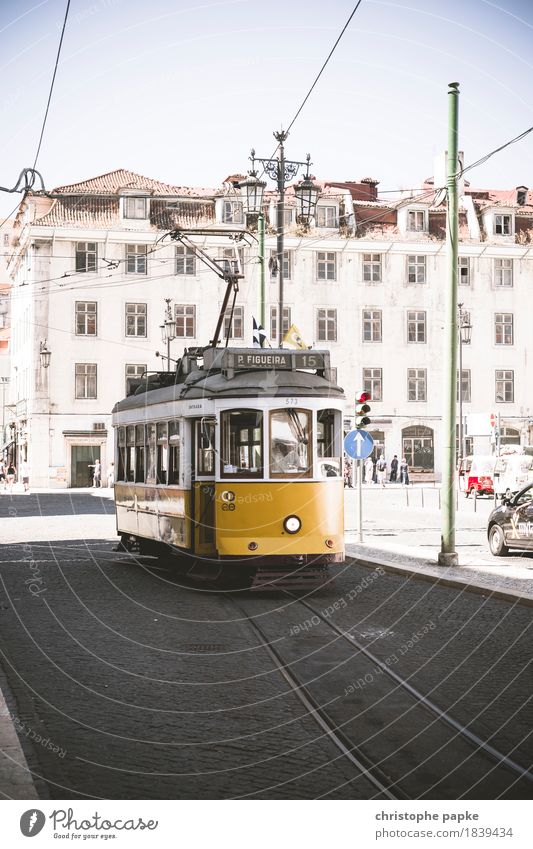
354,431,364,457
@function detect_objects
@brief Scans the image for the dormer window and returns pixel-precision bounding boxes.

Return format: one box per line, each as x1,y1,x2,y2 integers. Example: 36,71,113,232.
494,214,512,235
124,197,148,219
222,200,243,224
407,210,425,232
517,186,528,206
316,206,337,228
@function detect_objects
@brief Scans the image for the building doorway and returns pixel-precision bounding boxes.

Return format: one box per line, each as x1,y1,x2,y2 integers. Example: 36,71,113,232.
402,425,434,472
71,445,101,487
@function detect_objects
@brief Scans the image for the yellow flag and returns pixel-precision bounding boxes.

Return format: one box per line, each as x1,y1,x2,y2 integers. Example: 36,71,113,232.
283,324,308,349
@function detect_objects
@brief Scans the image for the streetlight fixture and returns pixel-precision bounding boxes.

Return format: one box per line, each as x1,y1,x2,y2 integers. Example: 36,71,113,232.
159,299,176,372
244,131,320,346
457,303,472,464
39,340,51,369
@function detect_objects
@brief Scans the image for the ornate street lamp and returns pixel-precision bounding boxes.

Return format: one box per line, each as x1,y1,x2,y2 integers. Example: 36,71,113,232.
159,299,176,371
458,303,472,463
39,340,51,369
294,155,321,225
238,151,266,217
248,131,321,346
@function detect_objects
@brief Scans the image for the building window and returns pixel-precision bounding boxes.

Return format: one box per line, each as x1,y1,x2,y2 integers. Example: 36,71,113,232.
123,197,148,219
125,303,147,337
494,258,513,287
407,210,425,231
402,425,434,472
408,368,427,401
458,256,470,286
283,208,293,229
363,367,382,402
495,214,512,235
75,363,97,399
363,253,382,283
316,206,337,228
269,250,291,280
222,200,243,224
408,255,426,284
75,242,97,273
316,251,337,281
362,309,382,342
316,308,337,341
224,305,244,339
407,310,426,343
494,312,513,345
270,306,291,341
126,244,147,274
75,301,97,336
175,245,196,275
175,304,196,337
125,363,147,395
221,247,243,275
495,370,514,402
457,369,471,402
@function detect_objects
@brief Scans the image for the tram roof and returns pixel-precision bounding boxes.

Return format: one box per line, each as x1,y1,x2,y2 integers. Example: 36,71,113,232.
113,347,344,413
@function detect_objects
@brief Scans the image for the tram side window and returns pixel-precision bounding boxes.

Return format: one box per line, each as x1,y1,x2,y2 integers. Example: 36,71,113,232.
117,427,126,481
168,421,180,485
197,420,215,475
317,409,341,477
145,423,156,484
135,425,145,483
221,410,263,477
126,426,135,482
157,423,168,485
270,409,312,477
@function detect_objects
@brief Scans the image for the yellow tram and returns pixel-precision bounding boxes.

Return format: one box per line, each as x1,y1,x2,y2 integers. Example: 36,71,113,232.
112,346,345,584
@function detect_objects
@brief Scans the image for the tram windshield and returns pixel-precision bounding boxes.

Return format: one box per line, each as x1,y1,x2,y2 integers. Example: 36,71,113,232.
270,409,311,477
221,410,263,477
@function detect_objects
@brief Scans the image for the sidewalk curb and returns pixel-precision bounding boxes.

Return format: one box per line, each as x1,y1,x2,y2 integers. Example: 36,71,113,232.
346,544,533,608
0,685,39,799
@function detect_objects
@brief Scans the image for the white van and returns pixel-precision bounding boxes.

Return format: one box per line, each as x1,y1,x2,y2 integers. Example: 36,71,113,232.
493,452,533,497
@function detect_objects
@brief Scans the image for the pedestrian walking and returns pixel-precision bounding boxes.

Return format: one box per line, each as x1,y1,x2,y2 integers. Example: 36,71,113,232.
93,459,101,488
0,460,6,492
6,461,16,493
390,454,399,483
364,456,374,484
343,458,353,488
107,461,115,488
19,459,30,492
400,457,410,486
376,454,387,487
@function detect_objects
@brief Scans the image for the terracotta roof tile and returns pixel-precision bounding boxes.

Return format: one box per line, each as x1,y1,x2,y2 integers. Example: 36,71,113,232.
52,168,215,197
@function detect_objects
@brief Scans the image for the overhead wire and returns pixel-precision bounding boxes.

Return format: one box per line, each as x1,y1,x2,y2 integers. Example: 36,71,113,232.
32,0,71,170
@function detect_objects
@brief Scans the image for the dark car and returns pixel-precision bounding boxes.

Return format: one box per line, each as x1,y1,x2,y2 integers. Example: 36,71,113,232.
487,482,533,556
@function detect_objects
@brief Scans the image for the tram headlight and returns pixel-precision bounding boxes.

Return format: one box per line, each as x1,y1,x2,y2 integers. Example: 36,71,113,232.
284,515,301,534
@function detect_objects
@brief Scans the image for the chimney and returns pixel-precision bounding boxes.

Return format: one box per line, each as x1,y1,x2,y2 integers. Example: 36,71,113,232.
360,177,379,202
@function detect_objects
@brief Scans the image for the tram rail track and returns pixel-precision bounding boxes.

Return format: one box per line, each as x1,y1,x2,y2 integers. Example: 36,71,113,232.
285,592,533,791
228,596,402,800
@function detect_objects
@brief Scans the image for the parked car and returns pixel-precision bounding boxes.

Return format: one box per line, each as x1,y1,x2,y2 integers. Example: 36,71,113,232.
487,482,533,556
493,452,533,498
458,455,495,497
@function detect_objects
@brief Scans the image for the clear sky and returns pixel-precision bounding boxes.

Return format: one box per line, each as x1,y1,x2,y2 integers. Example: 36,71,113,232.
1,0,532,216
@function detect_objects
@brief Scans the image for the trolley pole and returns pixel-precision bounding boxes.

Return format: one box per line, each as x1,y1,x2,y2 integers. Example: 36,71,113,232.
276,130,287,348
439,81,460,567
258,212,266,328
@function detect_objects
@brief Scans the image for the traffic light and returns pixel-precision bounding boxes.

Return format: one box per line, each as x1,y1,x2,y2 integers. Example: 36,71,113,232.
355,390,371,429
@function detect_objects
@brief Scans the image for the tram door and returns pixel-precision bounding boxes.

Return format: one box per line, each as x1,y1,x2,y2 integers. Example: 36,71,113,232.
192,419,217,556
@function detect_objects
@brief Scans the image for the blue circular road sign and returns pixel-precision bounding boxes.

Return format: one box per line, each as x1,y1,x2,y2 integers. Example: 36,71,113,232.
344,429,374,460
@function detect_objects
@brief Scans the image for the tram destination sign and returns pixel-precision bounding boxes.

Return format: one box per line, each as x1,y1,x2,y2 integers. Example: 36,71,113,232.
223,350,327,372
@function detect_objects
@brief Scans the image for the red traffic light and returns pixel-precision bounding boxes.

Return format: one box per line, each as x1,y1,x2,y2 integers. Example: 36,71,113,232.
355,390,371,403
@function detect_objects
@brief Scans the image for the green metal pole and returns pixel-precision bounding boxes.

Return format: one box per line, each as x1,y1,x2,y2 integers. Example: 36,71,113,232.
258,212,265,328
438,81,460,567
